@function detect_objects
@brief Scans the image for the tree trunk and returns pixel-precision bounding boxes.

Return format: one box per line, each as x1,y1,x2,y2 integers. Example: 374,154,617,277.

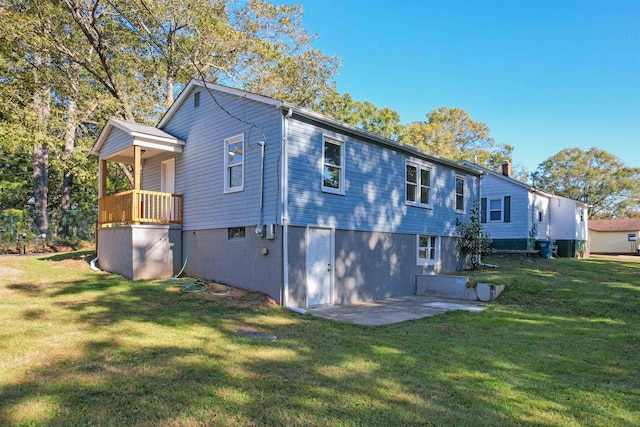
32,53,50,235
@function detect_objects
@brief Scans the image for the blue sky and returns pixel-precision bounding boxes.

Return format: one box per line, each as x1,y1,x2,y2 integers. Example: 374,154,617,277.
291,0,640,174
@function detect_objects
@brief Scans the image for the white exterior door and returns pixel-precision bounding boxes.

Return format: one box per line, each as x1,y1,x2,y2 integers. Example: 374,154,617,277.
306,227,333,307
161,159,175,220
161,158,175,194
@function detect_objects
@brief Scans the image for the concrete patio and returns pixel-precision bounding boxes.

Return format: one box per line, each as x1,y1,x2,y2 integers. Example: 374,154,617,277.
305,295,486,326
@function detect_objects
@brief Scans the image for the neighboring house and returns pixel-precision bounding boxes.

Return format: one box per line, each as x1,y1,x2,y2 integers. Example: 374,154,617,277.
589,218,640,255
90,79,482,308
462,161,589,257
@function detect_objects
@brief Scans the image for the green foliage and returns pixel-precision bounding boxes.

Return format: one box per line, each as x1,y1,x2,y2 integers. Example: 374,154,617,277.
400,106,517,172
316,89,404,139
533,147,640,218
456,201,491,269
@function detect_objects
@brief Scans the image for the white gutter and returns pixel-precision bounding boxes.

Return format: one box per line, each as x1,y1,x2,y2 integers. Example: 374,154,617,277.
282,107,293,307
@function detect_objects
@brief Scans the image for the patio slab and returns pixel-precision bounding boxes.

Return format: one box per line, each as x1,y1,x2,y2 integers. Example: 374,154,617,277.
306,295,486,326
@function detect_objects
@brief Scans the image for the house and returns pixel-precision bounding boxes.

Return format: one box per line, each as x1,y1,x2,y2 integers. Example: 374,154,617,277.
462,161,589,257
589,218,640,255
90,79,482,308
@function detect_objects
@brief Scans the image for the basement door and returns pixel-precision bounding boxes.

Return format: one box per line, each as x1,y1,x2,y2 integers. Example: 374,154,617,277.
306,227,333,307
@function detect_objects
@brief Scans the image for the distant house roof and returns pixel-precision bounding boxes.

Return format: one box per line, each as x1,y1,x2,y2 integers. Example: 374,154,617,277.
460,161,552,197
589,218,640,232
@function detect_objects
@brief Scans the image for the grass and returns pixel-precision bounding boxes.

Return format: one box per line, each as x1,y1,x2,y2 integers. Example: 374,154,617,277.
1,252,639,426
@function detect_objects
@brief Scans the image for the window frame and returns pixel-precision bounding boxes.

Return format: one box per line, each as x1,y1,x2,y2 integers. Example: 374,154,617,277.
224,134,244,193
405,160,432,208
228,227,246,239
417,234,440,265
321,135,345,195
194,91,200,108
455,176,465,213
489,198,503,222
628,233,637,242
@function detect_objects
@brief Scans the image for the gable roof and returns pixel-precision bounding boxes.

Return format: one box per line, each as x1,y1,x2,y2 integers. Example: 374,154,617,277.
159,79,481,176
460,161,552,197
589,218,640,232
90,118,184,156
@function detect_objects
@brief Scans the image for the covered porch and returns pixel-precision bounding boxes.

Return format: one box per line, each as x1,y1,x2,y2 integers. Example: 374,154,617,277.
90,119,185,280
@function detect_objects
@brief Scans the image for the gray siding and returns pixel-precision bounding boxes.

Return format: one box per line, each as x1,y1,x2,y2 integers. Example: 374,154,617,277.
99,127,132,159
142,152,178,191
161,89,283,230
286,116,479,237
287,227,466,308
481,174,534,239
181,228,283,302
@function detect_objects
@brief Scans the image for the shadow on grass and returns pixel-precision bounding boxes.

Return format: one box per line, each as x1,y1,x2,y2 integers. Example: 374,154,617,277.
39,249,96,263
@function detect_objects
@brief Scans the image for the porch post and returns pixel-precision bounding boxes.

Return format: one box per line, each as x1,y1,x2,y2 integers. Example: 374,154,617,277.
99,159,107,198
134,145,141,191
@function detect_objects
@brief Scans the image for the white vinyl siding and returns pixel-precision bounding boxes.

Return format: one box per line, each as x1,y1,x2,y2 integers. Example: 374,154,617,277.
224,134,244,193
322,136,345,195
417,234,440,265
406,161,431,207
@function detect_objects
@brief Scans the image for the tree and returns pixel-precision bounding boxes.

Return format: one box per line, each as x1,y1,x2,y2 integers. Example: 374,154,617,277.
400,106,515,171
533,147,640,218
1,0,339,236
456,201,491,270
316,89,403,139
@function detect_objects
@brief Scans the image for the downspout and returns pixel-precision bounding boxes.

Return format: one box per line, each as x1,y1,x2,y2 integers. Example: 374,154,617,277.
258,140,265,231
282,107,293,307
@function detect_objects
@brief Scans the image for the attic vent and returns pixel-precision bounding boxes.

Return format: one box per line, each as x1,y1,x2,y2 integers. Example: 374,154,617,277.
194,92,200,108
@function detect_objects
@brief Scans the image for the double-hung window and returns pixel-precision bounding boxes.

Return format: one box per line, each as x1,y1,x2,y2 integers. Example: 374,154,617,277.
489,198,502,221
455,176,465,212
224,134,244,193
417,235,439,265
322,136,345,194
406,162,431,207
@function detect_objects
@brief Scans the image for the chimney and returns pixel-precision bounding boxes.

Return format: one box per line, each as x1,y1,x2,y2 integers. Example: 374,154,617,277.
502,160,512,177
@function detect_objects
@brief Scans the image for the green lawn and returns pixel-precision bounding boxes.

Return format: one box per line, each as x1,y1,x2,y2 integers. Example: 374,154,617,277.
1,253,638,426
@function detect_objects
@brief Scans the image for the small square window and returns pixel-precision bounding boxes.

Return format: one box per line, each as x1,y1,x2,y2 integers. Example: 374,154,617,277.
228,227,245,239
417,235,439,265
489,199,502,221
628,233,637,242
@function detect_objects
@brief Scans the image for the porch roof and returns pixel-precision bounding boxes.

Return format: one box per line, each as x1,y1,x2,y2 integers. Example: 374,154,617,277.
90,118,185,163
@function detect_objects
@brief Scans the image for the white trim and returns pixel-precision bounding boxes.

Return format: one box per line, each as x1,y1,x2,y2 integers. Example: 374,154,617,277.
417,234,441,265
321,135,346,195
405,160,432,208
489,198,503,222
224,134,244,193
455,175,465,213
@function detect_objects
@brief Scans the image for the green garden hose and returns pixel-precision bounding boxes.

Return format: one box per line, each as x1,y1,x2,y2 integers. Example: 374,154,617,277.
152,232,231,295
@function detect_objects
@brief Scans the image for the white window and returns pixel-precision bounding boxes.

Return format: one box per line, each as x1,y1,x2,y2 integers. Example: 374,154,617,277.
417,235,440,265
406,162,431,207
489,198,502,221
322,136,345,194
224,134,244,193
455,176,465,212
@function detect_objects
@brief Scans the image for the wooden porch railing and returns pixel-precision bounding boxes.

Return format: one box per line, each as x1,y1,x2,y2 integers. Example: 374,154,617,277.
98,190,182,226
